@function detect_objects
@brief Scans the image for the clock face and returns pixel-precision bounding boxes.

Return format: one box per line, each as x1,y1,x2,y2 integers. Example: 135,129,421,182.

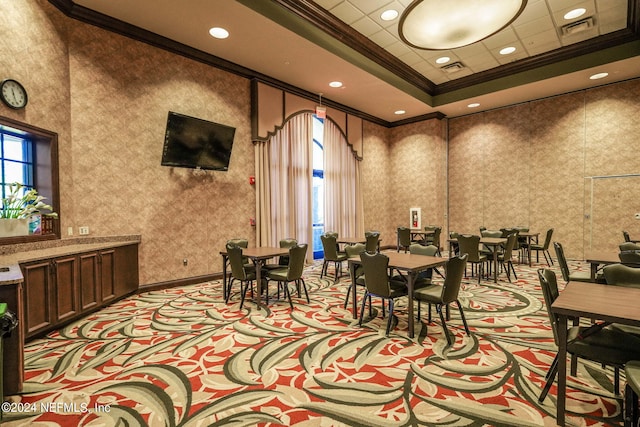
1,79,28,109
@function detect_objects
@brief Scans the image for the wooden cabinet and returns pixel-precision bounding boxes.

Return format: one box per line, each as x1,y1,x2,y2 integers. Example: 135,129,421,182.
20,243,138,340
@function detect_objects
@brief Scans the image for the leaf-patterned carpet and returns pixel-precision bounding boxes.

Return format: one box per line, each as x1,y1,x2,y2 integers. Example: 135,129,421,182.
3,258,626,426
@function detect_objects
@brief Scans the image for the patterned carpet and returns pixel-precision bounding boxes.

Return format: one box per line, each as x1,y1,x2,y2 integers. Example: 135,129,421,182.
2,256,626,426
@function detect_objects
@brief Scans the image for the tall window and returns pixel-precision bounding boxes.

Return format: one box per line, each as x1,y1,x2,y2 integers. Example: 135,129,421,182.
1,126,34,197
312,115,324,259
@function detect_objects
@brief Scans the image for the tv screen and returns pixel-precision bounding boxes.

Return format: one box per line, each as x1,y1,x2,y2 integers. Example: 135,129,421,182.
161,111,235,171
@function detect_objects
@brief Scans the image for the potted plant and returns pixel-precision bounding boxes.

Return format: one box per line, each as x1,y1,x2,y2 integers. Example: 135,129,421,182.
0,182,57,237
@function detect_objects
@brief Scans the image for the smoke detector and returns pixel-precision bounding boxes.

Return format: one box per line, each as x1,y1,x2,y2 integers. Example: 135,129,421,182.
561,17,595,35
440,62,465,73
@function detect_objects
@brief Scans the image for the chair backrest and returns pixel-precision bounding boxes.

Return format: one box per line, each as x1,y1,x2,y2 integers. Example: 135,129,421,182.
360,252,392,298
457,234,482,262
619,242,640,251
537,268,561,346
409,243,438,256
441,254,468,304
501,232,518,260
553,242,571,283
365,232,380,252
623,230,631,242
603,263,640,288
431,227,442,248
515,226,529,232
397,227,411,247
365,230,379,237
500,228,516,238
619,250,640,267
345,243,366,277
278,238,298,265
286,244,308,281
226,244,247,281
481,229,502,238
227,238,248,248
321,233,339,260
540,228,554,250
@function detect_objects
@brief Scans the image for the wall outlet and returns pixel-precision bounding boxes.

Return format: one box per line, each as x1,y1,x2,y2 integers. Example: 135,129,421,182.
183,258,188,266
79,226,89,235
67,226,73,236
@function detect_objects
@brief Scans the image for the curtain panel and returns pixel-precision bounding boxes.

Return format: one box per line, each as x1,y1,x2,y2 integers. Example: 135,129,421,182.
255,113,314,263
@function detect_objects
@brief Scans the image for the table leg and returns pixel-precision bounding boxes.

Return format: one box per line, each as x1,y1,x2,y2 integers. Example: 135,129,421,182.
254,258,265,306
493,247,499,283
556,314,568,426
590,263,598,280
407,273,416,338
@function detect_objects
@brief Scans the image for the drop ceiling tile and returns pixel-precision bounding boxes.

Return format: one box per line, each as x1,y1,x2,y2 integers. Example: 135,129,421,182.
313,0,343,11
398,50,424,67
328,1,363,24
482,28,519,49
351,15,382,36
521,29,562,54
384,40,412,57
598,7,628,33
368,28,397,48
347,0,393,15
515,0,553,23
514,15,557,38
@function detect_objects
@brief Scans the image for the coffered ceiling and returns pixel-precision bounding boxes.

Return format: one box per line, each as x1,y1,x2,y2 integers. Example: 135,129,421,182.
54,0,640,125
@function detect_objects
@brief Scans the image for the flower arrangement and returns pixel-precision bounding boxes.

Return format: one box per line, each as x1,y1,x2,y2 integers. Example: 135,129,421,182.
0,182,58,219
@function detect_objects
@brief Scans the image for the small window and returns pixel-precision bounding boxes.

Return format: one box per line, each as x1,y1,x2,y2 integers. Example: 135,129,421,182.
0,116,60,244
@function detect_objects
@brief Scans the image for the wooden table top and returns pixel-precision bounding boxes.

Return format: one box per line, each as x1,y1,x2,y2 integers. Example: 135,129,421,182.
350,251,446,272
220,246,289,259
338,236,381,244
552,281,640,324
584,251,620,264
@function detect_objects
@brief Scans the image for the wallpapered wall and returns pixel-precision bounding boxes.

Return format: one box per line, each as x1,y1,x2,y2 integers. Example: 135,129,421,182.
4,2,640,288
448,80,640,258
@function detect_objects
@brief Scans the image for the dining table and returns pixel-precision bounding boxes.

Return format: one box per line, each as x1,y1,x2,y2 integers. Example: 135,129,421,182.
220,246,290,303
447,236,507,283
551,281,640,426
517,231,539,266
347,250,447,338
584,250,620,280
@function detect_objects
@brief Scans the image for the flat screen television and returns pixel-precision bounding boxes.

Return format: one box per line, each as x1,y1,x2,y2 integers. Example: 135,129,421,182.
161,111,235,171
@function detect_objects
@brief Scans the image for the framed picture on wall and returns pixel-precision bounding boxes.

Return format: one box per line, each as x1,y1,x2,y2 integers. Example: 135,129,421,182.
410,207,421,229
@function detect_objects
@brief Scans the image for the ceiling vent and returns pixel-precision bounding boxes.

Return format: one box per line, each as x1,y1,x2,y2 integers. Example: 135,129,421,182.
561,17,595,35
441,62,465,73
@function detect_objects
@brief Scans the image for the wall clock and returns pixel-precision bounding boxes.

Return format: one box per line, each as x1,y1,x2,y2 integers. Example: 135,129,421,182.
1,79,28,109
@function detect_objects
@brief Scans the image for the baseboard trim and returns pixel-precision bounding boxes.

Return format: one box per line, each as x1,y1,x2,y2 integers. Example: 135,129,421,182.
139,273,224,293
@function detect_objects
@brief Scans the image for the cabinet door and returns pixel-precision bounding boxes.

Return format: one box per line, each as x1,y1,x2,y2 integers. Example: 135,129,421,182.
21,260,54,337
115,244,139,297
53,255,79,323
100,249,116,302
79,252,100,311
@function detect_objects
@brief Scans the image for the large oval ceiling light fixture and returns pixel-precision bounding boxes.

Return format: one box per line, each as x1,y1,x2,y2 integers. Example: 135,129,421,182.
399,0,527,50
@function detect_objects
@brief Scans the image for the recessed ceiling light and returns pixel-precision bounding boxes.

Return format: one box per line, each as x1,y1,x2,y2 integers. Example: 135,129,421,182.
436,56,451,64
394,110,406,115
209,27,229,39
590,72,609,80
381,9,399,21
329,81,343,88
468,103,480,108
500,46,516,55
564,8,586,20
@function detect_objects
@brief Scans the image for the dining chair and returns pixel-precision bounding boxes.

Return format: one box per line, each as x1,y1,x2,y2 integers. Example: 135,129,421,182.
365,231,380,253
449,231,459,256
625,360,640,427
414,254,470,346
457,234,488,283
554,242,595,283
514,226,530,263
264,238,298,271
602,263,640,288
397,227,411,252
225,244,258,308
426,226,442,256
497,232,518,282
529,228,554,266
320,233,348,281
619,250,640,268
358,252,409,337
265,243,309,308
343,243,366,309
480,230,502,267
536,268,640,403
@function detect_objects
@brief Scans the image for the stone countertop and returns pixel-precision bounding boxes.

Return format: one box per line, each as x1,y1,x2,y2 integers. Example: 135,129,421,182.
0,235,141,285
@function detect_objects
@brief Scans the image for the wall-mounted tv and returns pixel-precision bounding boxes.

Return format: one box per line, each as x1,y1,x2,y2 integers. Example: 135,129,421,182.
161,111,236,171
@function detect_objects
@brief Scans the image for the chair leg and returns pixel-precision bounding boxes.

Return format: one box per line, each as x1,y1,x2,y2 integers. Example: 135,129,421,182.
455,301,470,336
436,304,452,345
359,292,369,326
225,278,235,304
300,278,309,303
539,354,559,403
282,281,294,309
385,299,395,336
321,260,328,278
343,284,352,309
625,383,639,427
510,261,518,280
614,366,620,395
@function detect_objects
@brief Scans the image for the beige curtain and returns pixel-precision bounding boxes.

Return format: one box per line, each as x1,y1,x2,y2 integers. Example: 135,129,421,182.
323,119,364,237
255,113,314,262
